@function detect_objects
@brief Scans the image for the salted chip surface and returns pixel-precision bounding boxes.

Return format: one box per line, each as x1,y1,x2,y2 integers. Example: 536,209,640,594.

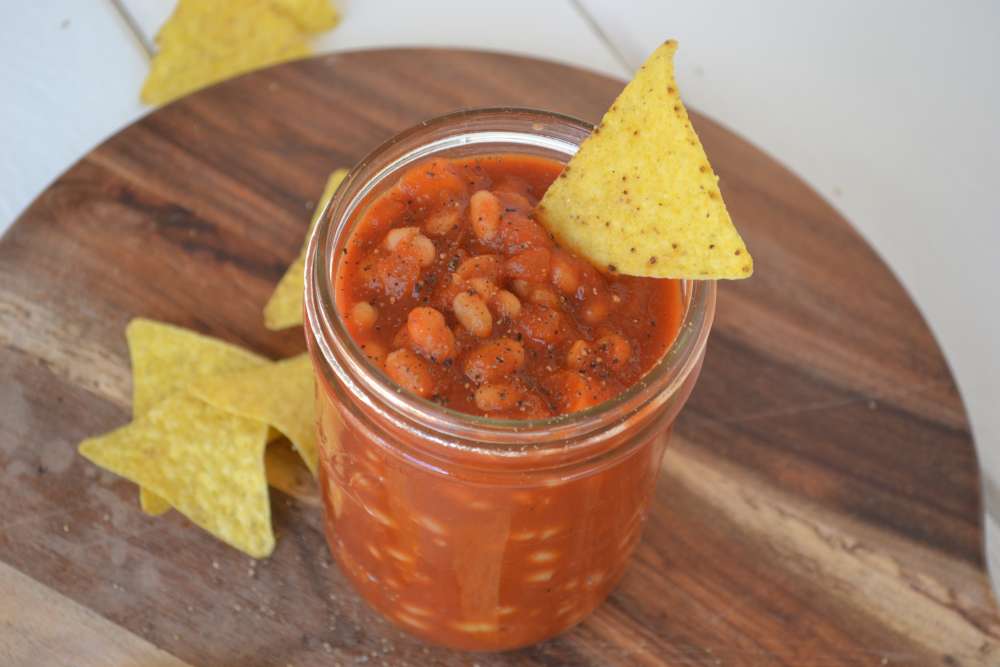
141,0,340,106
188,354,320,475
538,40,753,279
264,168,348,330
127,318,267,514
79,394,273,558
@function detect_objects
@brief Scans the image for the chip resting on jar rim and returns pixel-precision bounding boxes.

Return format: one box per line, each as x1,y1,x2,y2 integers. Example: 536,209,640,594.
537,40,753,279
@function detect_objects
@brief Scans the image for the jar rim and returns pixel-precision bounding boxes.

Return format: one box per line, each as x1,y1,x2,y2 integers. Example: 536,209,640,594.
304,107,716,451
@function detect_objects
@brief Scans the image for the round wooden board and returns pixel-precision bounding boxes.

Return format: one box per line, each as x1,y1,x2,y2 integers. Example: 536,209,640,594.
1,49,997,666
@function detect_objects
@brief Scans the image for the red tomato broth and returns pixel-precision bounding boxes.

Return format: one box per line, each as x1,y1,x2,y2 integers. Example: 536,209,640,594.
315,366,672,650
334,155,683,418
309,149,700,650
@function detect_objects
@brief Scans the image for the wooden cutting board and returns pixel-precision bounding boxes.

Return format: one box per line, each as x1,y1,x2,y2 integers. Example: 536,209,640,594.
1,49,997,667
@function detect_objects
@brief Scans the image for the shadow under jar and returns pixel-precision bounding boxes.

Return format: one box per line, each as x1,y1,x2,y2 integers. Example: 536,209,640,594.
304,108,716,651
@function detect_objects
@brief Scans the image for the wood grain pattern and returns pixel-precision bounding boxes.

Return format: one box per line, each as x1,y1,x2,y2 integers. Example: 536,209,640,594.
0,561,192,667
1,49,997,666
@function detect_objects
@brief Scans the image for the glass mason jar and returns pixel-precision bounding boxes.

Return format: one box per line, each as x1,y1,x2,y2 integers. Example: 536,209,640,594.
304,108,716,651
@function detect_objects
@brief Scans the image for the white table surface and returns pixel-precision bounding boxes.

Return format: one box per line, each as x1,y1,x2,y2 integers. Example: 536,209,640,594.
3,0,999,592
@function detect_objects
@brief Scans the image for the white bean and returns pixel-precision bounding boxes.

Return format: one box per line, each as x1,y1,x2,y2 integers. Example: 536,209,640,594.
453,292,493,338
492,290,522,319
469,190,501,242
350,301,378,330
383,226,419,250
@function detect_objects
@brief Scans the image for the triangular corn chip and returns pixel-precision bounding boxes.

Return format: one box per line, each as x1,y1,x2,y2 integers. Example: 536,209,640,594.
188,354,320,475
271,0,341,32
126,319,267,515
265,440,320,506
79,394,273,558
141,0,339,106
264,168,348,330
538,40,753,279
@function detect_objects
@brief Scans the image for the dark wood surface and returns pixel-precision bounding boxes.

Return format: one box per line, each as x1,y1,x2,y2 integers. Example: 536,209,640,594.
1,48,997,666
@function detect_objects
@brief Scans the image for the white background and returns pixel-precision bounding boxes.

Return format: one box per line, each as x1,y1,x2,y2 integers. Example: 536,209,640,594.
3,1,998,587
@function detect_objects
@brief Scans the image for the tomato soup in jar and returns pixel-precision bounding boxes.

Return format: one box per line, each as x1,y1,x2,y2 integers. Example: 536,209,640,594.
304,109,715,650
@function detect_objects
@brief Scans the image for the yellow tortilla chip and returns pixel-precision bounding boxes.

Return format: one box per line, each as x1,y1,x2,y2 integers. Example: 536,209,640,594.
79,394,273,558
188,354,320,475
127,319,267,515
264,168,348,330
264,255,308,332
128,319,268,416
538,40,753,279
265,440,320,506
141,0,340,106
271,0,341,32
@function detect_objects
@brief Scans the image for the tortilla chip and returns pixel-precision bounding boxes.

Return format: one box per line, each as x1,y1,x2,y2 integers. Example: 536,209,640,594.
265,440,320,506
138,488,172,517
127,319,267,515
264,168,348,330
271,0,341,32
141,0,339,106
538,40,753,279
79,394,273,558
188,354,319,475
